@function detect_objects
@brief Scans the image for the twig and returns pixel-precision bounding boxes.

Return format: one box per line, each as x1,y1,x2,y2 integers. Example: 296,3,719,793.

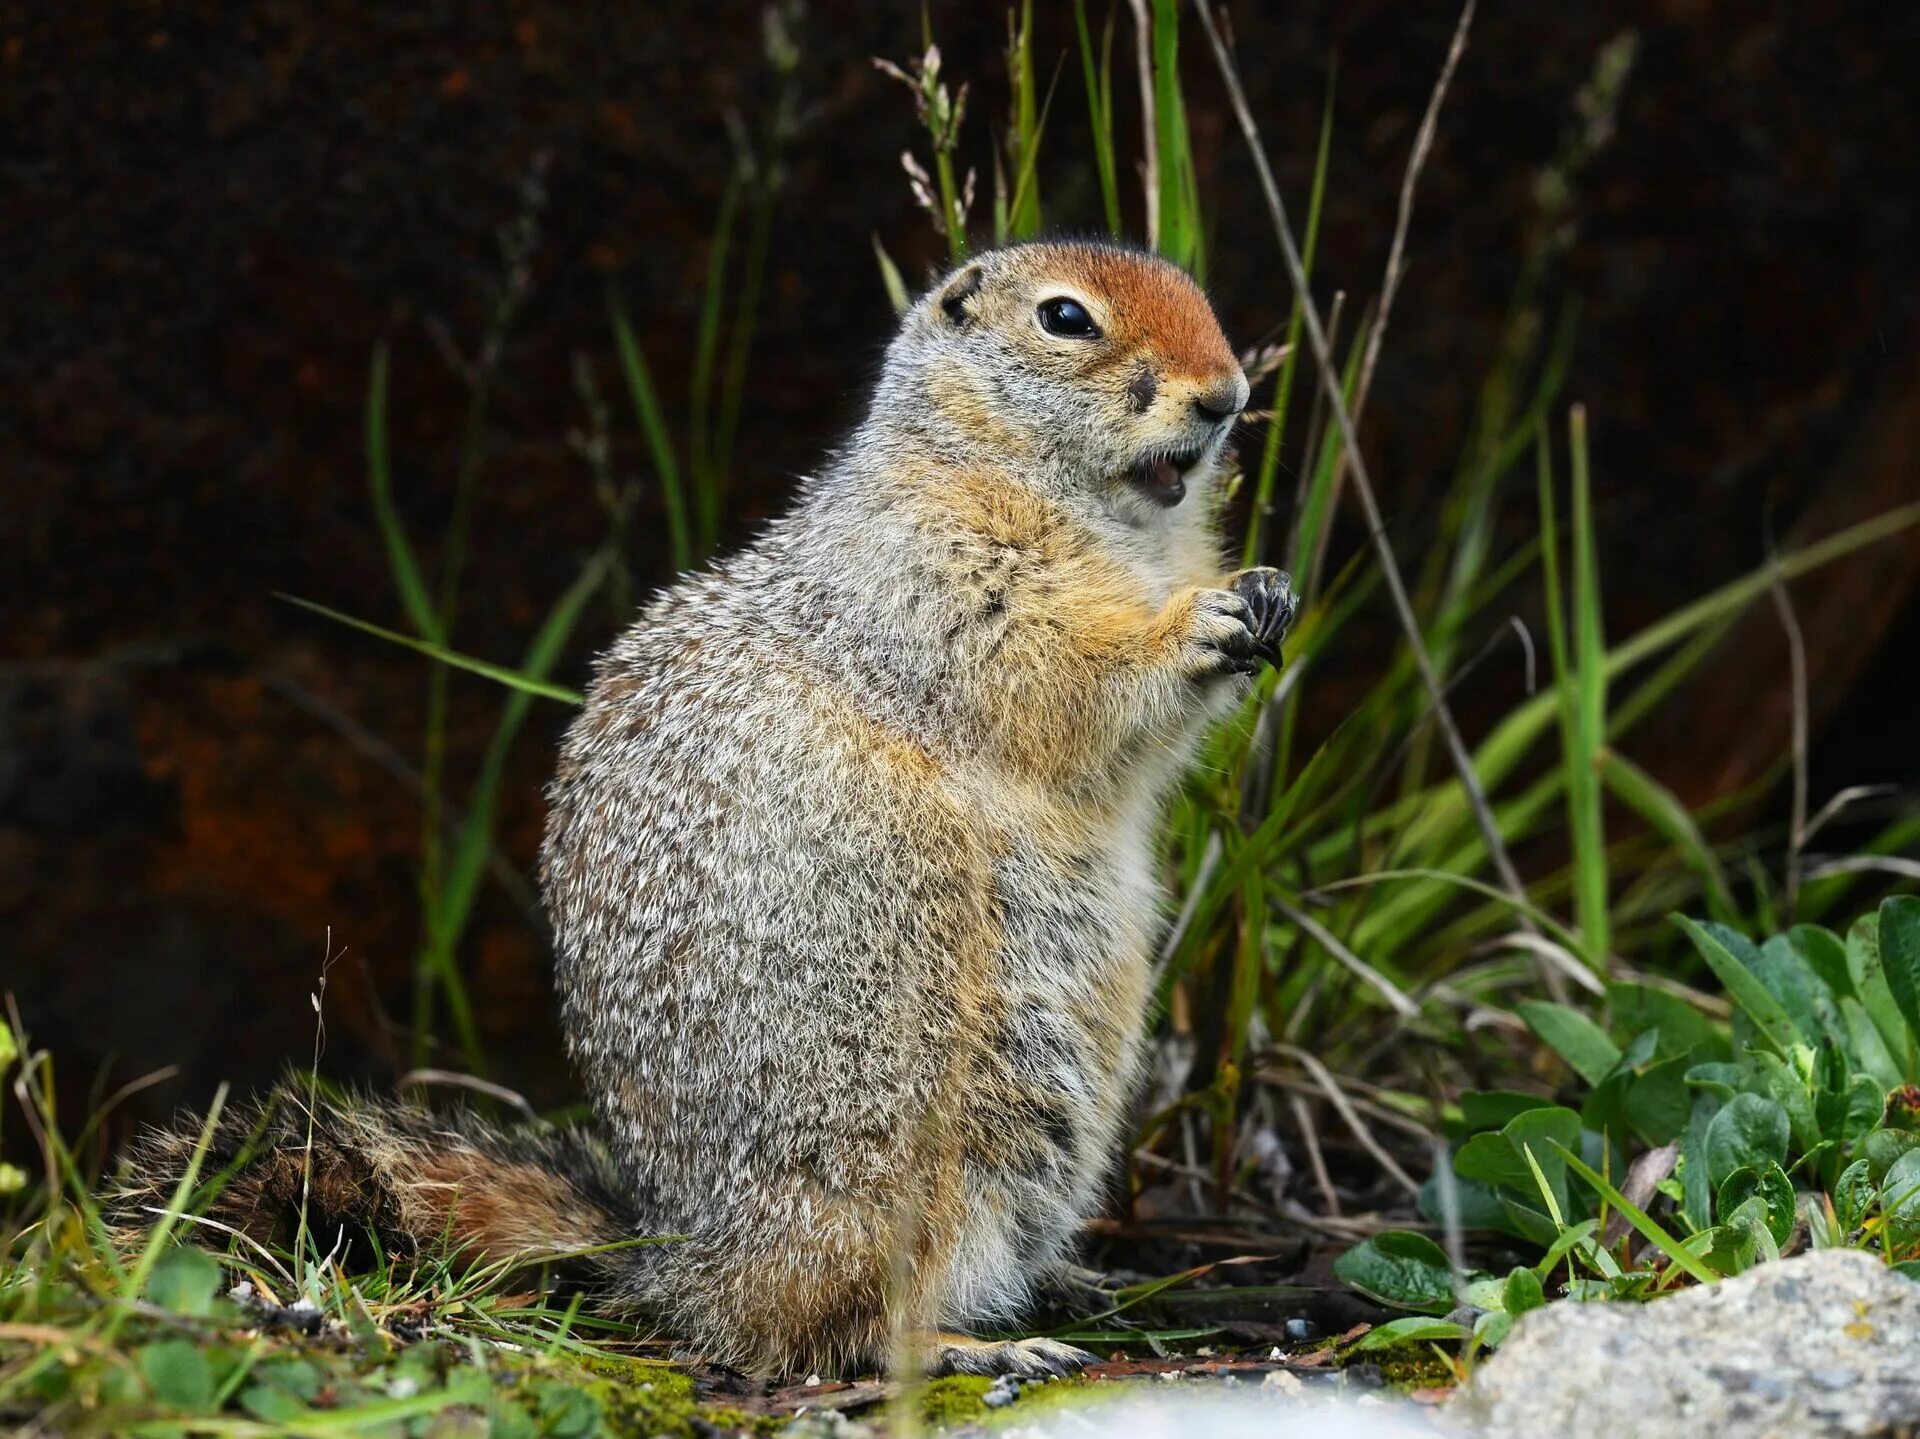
1286,1092,1343,1218
1131,1148,1281,1219
139,1209,298,1291
1196,2,1542,956
1803,855,1920,882
1125,0,1159,246
1269,1045,1421,1197
1802,784,1900,849
1471,931,1607,997
1608,962,1733,1018
1345,0,1476,446
1258,1064,1438,1143
1155,830,1223,977
399,1069,542,1124
1768,569,1810,918
1268,892,1418,1018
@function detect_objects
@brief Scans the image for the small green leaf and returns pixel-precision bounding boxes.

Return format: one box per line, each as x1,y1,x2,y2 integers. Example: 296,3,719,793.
1791,925,1855,1003
1534,1218,1601,1278
1673,914,1798,1053
1333,1230,1455,1313
146,1245,221,1317
1684,1061,1747,1102
1419,1169,1512,1234
1502,1266,1546,1317
1864,1126,1920,1184
1704,1093,1790,1191
537,1382,602,1438
0,1019,16,1068
1832,1158,1875,1233
1750,1050,1820,1157
1519,1001,1623,1087
1350,1316,1472,1351
241,1385,308,1424
1847,915,1910,1076
139,1339,215,1411
1606,982,1725,1061
1473,1310,1514,1348
1716,1163,1795,1246
1623,1052,1697,1145
1458,1090,1559,1136
1679,1097,1719,1230
257,1358,323,1401
1880,897,1920,1051
1883,1147,1920,1251
1724,1195,1782,1265
1697,1221,1757,1277
1455,1107,1581,1200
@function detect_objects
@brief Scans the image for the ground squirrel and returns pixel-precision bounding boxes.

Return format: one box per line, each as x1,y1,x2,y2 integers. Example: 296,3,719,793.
114,240,1296,1381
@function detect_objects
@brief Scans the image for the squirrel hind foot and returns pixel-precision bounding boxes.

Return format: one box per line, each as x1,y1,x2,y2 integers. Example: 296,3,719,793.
923,1332,1096,1379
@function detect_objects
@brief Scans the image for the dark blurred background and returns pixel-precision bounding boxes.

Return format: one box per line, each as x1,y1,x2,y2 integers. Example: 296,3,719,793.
4,1,1918,1144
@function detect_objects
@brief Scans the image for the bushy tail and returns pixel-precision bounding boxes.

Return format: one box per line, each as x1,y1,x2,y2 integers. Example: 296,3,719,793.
106,1081,643,1283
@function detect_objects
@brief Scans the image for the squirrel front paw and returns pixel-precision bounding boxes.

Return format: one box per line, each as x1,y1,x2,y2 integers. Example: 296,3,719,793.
1181,587,1263,678
1180,569,1296,679
1225,567,1297,667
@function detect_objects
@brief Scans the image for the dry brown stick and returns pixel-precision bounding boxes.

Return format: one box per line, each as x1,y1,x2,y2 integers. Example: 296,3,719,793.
1347,0,1476,444
1196,1,1540,946
1272,1044,1421,1197
1125,0,1160,247
1268,892,1417,1018
1286,1091,1343,1218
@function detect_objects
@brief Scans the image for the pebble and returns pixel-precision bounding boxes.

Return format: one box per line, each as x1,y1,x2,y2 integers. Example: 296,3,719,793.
983,1374,1022,1409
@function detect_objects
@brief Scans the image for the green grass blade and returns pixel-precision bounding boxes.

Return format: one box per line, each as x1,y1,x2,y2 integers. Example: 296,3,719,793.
713,178,774,505
104,1084,229,1341
364,346,442,644
1074,0,1123,237
1243,63,1334,570
279,594,584,705
608,296,693,574
1150,0,1196,269
1567,405,1609,968
873,234,912,314
688,170,744,514
1404,504,1920,860
1007,0,1043,238
1671,913,1796,1054
1288,312,1369,593
437,549,613,944
1551,1140,1720,1285
1600,750,1736,921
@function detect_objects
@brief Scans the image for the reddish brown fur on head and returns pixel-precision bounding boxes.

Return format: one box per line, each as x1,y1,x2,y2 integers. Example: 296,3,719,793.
1041,244,1238,384
898,240,1248,519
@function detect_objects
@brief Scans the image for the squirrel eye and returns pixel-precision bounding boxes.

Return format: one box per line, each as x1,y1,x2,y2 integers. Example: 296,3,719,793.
1037,296,1100,339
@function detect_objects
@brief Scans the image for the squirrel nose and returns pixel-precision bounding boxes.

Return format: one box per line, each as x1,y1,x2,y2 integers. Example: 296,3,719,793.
1193,374,1250,425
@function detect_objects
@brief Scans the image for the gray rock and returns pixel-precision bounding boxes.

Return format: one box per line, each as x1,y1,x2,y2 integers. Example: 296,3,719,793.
1454,1248,1920,1438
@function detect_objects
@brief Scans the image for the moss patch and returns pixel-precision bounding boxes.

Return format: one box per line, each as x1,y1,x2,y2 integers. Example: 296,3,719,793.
919,1374,996,1426
1362,1348,1458,1393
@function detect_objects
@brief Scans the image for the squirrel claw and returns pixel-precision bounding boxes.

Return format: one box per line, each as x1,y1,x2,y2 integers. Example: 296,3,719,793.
1227,567,1298,668
927,1334,1097,1379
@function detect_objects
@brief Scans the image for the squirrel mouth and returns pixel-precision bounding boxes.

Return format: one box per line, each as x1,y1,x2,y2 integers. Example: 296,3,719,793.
1125,444,1206,508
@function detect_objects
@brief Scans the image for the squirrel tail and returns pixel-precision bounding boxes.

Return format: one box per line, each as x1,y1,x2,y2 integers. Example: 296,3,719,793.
105,1081,645,1286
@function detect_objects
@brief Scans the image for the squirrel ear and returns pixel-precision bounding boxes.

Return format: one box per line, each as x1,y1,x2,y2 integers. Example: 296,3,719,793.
935,263,985,326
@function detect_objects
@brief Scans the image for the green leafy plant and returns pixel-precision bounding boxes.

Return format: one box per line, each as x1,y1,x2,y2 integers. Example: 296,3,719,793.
1351,898,1920,1328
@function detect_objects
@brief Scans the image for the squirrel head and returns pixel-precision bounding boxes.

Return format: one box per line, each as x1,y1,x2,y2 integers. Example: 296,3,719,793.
880,241,1249,523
